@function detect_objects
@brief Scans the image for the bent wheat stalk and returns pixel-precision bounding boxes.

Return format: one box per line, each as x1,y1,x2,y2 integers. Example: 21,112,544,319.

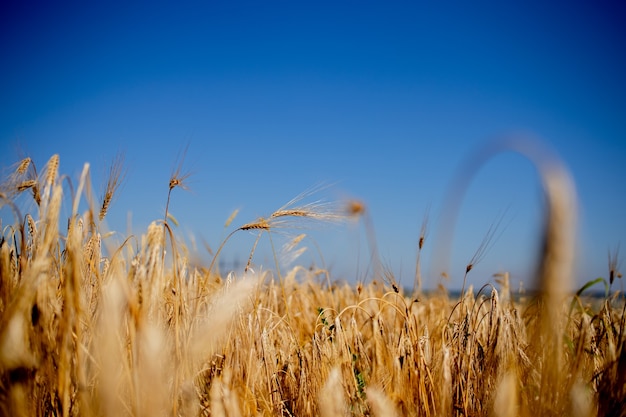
432,136,577,412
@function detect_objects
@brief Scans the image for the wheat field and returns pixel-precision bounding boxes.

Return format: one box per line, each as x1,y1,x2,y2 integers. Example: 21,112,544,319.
0,151,624,417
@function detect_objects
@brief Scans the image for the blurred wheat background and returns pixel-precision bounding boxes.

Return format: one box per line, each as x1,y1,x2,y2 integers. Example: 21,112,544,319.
0,150,623,417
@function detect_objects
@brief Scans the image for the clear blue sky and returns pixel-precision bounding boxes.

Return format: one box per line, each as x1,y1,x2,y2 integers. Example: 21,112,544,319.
1,1,625,291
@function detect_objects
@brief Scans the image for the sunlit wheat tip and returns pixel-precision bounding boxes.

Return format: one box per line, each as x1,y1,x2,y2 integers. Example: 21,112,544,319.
168,144,192,192
345,199,366,218
169,177,184,190
26,213,36,235
239,218,271,231
16,157,31,175
45,154,59,186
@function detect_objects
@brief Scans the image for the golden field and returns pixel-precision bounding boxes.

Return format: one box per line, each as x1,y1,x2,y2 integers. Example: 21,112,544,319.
0,153,624,417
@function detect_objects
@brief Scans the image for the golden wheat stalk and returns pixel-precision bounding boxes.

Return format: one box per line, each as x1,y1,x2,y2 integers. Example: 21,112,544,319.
1,147,620,417
0,157,40,205
99,152,126,221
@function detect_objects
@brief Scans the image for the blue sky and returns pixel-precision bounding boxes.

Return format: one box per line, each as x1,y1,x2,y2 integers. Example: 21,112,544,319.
1,1,625,291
